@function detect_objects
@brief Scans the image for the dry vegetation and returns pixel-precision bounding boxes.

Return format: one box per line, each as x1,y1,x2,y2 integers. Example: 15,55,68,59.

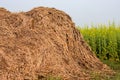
0,7,114,80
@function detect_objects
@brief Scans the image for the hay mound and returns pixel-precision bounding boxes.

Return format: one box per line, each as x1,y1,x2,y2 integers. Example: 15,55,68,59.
0,7,113,80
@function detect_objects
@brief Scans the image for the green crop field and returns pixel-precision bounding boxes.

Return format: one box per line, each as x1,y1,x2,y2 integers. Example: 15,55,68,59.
78,22,120,80
78,23,120,61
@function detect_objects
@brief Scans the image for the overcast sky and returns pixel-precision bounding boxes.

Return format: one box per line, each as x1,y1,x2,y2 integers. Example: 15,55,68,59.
0,0,120,26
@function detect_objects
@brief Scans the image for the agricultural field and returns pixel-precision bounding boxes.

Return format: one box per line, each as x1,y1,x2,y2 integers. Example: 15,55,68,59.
78,23,120,80
79,23,120,61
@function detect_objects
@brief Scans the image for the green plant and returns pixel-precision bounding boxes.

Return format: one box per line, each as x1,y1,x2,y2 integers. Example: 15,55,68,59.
46,76,61,80
78,23,120,61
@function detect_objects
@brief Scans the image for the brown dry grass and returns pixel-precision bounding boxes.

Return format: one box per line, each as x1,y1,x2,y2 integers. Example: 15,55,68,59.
0,7,114,80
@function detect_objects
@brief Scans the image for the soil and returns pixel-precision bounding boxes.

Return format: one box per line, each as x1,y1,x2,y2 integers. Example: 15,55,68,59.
0,7,114,80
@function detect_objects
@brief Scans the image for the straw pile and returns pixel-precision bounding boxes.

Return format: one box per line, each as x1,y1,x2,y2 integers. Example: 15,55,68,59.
0,7,113,80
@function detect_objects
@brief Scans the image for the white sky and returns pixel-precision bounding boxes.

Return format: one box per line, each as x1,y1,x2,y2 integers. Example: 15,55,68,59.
0,0,120,26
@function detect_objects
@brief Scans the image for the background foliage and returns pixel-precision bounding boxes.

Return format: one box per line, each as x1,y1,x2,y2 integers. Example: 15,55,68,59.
78,22,120,61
